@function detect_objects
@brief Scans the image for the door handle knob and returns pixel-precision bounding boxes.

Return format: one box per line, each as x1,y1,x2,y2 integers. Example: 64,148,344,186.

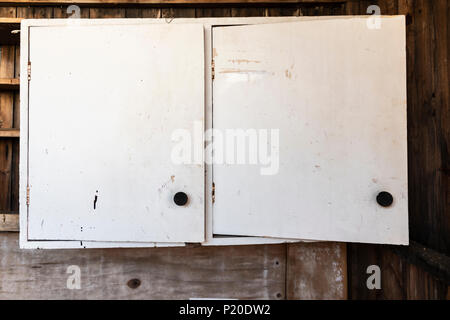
174,192,188,206
376,191,393,207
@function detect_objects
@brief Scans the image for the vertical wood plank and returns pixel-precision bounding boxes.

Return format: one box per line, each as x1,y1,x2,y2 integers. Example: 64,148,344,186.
125,8,141,18
267,5,299,17
161,7,195,18
405,0,450,254
195,7,232,18
0,7,17,212
124,7,161,19
17,6,53,19
54,6,90,18
231,7,266,17
142,8,161,18
406,262,448,299
11,35,19,212
349,244,408,300
287,242,347,300
89,8,125,18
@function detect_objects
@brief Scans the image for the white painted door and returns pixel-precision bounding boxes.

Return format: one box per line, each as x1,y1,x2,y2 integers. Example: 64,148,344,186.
212,17,408,244
26,24,205,243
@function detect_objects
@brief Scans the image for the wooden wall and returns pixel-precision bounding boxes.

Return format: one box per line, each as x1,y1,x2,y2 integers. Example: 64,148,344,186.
0,0,448,299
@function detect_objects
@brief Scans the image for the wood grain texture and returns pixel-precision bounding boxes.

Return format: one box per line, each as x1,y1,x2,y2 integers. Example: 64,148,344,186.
391,241,450,285
0,213,18,231
162,7,195,18
0,19,20,45
0,7,16,214
0,78,19,90
195,7,231,18
287,242,347,299
406,0,450,255
0,129,19,137
89,8,126,18
349,243,405,299
54,6,90,18
0,233,285,299
0,0,346,4
349,244,448,299
231,6,266,17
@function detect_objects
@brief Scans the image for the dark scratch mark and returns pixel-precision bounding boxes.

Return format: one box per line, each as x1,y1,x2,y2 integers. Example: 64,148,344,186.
94,190,98,210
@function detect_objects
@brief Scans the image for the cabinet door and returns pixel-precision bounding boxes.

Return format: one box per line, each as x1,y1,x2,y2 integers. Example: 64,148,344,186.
212,17,408,244
25,23,205,243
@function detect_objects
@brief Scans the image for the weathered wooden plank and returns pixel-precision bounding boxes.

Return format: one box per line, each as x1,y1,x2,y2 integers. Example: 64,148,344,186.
406,262,448,299
0,7,16,214
0,78,19,90
0,0,346,4
349,244,405,299
89,8,126,18
345,0,371,15
124,6,161,18
390,241,450,285
267,4,299,16
11,10,21,216
378,0,398,15
407,0,450,254
0,129,19,137
17,6,53,18
0,18,20,23
0,233,286,299
142,8,161,18
231,6,266,17
0,18,20,45
9,139,18,212
349,243,449,299
162,7,196,18
287,242,347,299
54,6,90,18
0,213,18,231
195,7,232,18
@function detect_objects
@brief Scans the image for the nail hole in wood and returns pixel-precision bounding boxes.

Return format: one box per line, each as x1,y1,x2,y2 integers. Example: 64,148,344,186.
127,278,141,289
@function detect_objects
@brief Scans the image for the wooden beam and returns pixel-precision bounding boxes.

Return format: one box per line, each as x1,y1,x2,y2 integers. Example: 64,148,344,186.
0,0,345,5
0,78,19,90
0,129,20,138
0,213,19,232
390,241,450,285
287,242,347,299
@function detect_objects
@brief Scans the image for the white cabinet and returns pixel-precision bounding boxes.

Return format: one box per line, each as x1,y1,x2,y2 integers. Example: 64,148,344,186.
20,17,408,249
212,19,408,244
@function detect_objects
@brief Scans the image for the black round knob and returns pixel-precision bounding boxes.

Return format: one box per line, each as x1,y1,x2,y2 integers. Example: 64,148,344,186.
173,192,188,206
376,191,393,207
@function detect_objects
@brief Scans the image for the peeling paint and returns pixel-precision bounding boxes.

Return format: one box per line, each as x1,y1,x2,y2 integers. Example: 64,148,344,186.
285,69,292,79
